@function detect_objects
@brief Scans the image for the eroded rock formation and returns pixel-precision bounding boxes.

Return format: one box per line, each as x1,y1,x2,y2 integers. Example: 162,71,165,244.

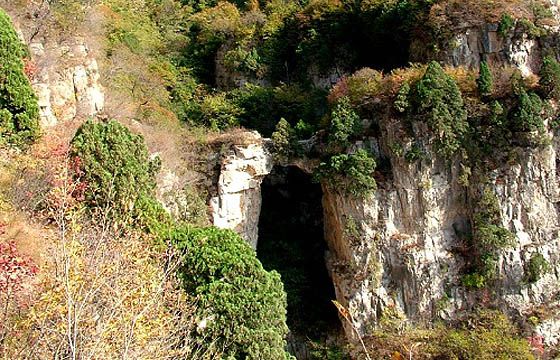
210,132,273,248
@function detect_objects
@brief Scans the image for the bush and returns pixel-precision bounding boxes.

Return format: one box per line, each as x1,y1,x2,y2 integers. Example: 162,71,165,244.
169,226,292,360
327,97,362,149
315,149,377,197
368,310,535,359
271,118,296,163
198,93,244,130
477,61,493,97
344,68,383,103
525,253,551,283
70,119,167,229
0,9,40,146
498,13,515,37
465,188,515,288
510,90,544,133
413,61,468,157
539,55,560,100
430,311,535,359
394,82,410,113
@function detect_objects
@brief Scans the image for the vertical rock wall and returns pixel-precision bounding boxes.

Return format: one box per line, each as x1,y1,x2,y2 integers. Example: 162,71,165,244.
321,126,560,346
210,133,273,248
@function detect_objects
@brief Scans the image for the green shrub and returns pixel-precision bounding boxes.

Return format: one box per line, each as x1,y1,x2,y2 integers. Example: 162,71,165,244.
328,97,362,149
271,118,297,162
394,82,410,113
489,100,505,126
413,61,468,157
510,90,544,133
370,310,535,359
475,222,515,252
294,119,315,139
430,311,535,359
404,144,424,163
539,55,560,100
498,13,515,37
525,253,551,283
169,226,292,360
198,93,243,130
477,61,493,97
315,149,376,197
0,9,40,146
461,273,486,289
465,188,515,288
71,119,167,230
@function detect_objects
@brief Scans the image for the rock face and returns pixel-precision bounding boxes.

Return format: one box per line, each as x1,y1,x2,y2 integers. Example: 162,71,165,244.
321,133,560,346
440,24,541,76
9,11,104,127
29,39,105,127
210,133,273,248
211,131,560,348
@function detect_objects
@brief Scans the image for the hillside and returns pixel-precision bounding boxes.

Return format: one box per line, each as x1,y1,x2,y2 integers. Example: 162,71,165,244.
1,0,560,359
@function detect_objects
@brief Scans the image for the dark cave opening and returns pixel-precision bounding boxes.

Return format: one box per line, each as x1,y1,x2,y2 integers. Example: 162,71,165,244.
257,165,343,357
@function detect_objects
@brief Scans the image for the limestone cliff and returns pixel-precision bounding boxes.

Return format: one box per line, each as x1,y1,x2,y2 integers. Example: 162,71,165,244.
210,132,273,248
321,132,560,347
208,19,560,349
6,8,105,127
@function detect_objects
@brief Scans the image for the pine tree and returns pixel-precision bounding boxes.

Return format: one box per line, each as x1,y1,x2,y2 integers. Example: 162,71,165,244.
539,55,560,99
0,9,40,146
477,61,493,97
414,61,468,157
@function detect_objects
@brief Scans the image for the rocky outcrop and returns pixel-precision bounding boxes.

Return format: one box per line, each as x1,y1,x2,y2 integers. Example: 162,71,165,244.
210,132,273,248
29,39,104,127
320,125,560,346
8,9,104,127
441,23,545,75
210,125,560,348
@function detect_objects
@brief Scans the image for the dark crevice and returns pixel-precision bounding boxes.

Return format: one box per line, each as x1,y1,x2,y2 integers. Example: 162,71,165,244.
257,165,344,359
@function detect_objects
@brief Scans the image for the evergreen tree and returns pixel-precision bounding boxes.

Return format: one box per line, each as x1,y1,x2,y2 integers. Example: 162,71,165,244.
477,61,493,97
511,90,544,133
328,96,362,149
271,118,296,162
414,61,468,157
71,119,167,231
0,9,40,146
170,226,292,360
539,55,560,99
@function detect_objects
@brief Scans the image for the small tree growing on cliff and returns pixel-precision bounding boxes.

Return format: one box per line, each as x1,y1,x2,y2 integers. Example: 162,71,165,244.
510,90,544,133
413,61,468,157
539,55,560,100
477,61,493,98
0,9,40,146
271,118,296,163
328,96,362,150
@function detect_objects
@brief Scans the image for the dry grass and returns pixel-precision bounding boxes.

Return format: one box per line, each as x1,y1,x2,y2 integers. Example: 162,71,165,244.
429,0,537,29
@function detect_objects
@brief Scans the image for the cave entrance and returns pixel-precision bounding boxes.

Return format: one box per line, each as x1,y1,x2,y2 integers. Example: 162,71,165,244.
257,165,344,357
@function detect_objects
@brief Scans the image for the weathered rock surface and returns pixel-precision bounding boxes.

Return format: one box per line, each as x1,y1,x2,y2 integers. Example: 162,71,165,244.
320,126,560,347
210,133,273,248
442,24,543,76
213,128,560,348
29,39,104,127
8,10,104,127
